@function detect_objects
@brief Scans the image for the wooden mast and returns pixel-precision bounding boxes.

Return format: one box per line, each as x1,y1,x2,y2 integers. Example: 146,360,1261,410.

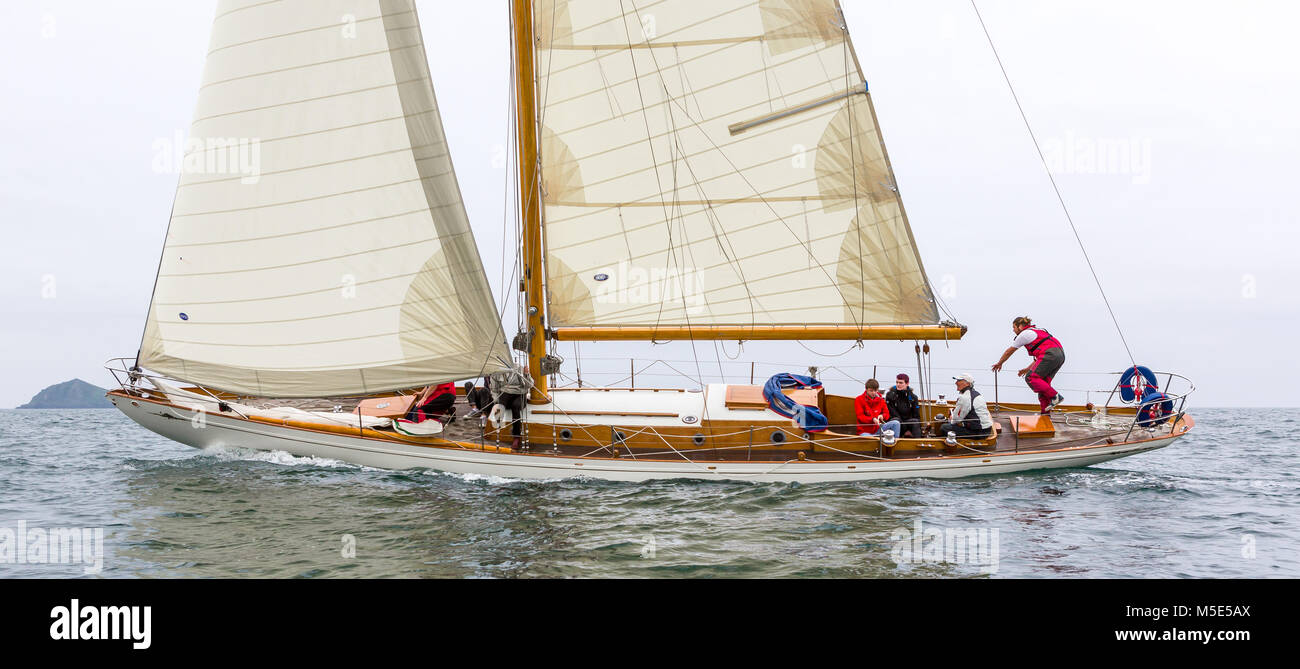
511,0,548,404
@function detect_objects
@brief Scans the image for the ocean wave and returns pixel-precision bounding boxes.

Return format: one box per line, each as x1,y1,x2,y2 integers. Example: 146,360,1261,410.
4,407,1299,577
197,445,361,470
421,469,533,486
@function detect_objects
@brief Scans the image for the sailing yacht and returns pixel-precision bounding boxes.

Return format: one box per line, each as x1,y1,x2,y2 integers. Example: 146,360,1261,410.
108,0,1194,482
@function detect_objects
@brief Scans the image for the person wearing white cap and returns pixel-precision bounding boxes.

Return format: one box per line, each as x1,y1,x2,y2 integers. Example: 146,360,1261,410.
940,374,993,438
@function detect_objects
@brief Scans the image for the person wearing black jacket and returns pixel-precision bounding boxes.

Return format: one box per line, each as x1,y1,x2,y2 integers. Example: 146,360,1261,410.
884,373,922,438
464,378,493,416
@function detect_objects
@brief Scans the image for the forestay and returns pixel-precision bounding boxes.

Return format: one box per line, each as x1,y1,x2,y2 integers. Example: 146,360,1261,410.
532,0,940,330
139,0,509,397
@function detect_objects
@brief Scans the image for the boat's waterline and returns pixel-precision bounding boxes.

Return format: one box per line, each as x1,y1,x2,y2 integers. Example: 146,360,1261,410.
110,392,1188,483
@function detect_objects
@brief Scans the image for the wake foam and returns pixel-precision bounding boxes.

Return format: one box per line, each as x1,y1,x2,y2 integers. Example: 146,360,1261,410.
198,444,358,470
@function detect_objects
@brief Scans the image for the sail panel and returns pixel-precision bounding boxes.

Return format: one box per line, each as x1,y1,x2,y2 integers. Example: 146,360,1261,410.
139,0,509,397
533,0,939,329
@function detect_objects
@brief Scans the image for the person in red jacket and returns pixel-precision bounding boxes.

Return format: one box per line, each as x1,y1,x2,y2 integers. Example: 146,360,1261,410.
855,379,902,437
413,382,457,424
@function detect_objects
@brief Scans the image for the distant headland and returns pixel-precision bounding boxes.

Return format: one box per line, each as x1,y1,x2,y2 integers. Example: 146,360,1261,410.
17,379,113,409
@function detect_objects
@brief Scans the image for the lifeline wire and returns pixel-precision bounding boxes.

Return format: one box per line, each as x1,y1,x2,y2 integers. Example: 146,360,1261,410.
970,0,1137,366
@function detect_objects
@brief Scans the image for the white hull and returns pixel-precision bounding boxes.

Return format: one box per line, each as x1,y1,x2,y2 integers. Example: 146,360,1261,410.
111,394,1183,483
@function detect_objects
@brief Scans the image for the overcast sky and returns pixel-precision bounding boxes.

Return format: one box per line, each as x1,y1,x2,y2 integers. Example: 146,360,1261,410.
1,0,1296,408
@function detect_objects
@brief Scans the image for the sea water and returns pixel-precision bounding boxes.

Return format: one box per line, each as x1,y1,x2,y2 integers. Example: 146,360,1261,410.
0,408,1295,578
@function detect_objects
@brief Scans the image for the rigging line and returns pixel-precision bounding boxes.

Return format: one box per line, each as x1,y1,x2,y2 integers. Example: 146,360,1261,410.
612,1,869,335
670,115,760,326
620,2,719,402
969,0,1136,365
515,0,555,349
635,67,868,333
501,37,518,322
664,57,780,329
673,44,692,120
134,166,186,370
653,70,758,326
711,341,728,380
797,339,863,359
508,5,547,341
458,248,520,392
593,47,624,118
758,35,776,113
475,64,525,387
830,5,951,326
837,11,910,330
615,206,636,262
651,76,868,333
717,338,744,361
616,0,681,341
929,273,958,322
841,12,867,333
574,340,583,387
625,2,744,402
538,0,559,124
507,5,523,334
518,134,546,336
664,45,752,327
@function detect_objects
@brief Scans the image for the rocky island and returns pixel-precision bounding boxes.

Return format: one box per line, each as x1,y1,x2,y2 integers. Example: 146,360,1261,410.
17,379,113,409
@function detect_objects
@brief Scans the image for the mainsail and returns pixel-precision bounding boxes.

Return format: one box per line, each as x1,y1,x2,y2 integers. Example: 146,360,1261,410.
531,0,941,331
139,0,510,398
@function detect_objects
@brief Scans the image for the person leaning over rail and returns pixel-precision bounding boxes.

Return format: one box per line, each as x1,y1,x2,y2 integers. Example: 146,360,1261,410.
991,316,1066,414
939,374,993,439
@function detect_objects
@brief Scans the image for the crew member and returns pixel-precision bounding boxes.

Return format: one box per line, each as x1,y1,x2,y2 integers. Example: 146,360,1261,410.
464,378,493,417
940,374,993,438
855,379,902,438
885,373,922,438
413,382,457,424
992,316,1066,414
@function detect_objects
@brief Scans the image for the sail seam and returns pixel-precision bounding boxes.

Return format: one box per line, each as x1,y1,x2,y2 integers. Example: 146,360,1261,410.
205,10,410,56
158,237,439,279
148,354,482,375
546,101,844,195
178,143,447,187
542,47,841,130
199,44,423,90
170,174,449,217
152,264,475,307
151,293,467,328
545,175,840,227
190,76,431,125
178,111,438,156
212,0,283,22
554,265,925,323
166,207,433,248
157,320,480,350
545,197,891,261
548,37,765,51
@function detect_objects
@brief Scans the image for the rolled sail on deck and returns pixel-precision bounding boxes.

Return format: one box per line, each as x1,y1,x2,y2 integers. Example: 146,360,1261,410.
533,0,941,332
139,0,510,397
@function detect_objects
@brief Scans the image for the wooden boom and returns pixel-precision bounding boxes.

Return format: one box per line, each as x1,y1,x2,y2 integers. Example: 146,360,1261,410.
551,324,966,342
